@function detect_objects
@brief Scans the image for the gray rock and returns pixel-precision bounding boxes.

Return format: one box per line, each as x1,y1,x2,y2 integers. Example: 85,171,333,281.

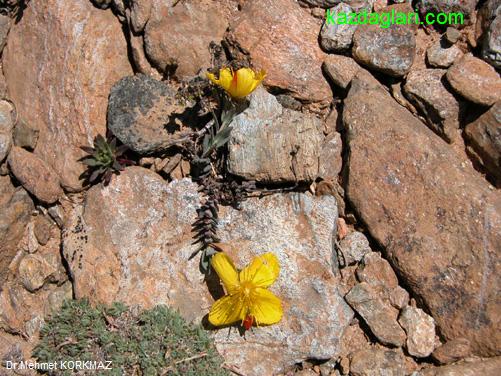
352,5,415,77
107,74,195,154
464,101,501,185
0,100,14,162
426,39,463,68
404,68,463,143
323,54,363,89
350,348,415,376
345,282,407,346
320,3,357,51
416,0,478,22
482,4,501,69
228,87,322,183
13,119,39,150
0,15,11,54
63,166,353,376
357,252,399,289
337,231,371,266
399,306,437,358
389,286,410,309
318,131,343,179
446,53,501,106
445,27,461,44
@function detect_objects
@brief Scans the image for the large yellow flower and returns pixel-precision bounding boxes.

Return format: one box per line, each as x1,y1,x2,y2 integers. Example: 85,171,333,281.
208,252,283,329
206,67,266,99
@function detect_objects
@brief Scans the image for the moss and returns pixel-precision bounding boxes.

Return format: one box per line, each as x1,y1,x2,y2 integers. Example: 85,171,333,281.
33,299,229,376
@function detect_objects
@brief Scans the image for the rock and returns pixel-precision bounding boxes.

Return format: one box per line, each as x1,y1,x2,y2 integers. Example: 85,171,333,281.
144,0,229,79
107,74,195,154
414,356,501,376
339,322,371,359
343,70,501,356
12,119,39,150
318,132,343,179
398,306,437,357
350,348,416,376
0,67,7,100
0,100,14,162
446,54,501,106
481,4,501,69
445,27,461,44
0,14,10,53
389,286,410,309
323,54,363,90
356,252,398,289
320,3,357,52
227,87,322,183
345,282,406,347
416,0,478,23
130,0,152,33
432,338,471,365
8,147,63,204
18,254,58,292
0,176,33,284
426,39,463,68
403,68,463,143
352,5,416,77
337,231,371,266
226,0,332,103
324,106,340,135
464,101,501,184
63,166,354,376
3,0,133,191
33,214,54,246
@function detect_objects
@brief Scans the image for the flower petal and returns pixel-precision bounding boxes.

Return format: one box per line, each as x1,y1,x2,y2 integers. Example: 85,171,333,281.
211,252,239,294
250,288,283,325
208,294,246,326
231,68,256,98
218,68,234,91
239,253,280,288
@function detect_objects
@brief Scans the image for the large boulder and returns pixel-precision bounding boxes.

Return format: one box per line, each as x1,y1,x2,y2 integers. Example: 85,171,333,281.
3,0,133,191
63,166,353,376
343,71,501,357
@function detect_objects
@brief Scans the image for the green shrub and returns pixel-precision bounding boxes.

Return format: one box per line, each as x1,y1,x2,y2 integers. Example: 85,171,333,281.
33,299,229,376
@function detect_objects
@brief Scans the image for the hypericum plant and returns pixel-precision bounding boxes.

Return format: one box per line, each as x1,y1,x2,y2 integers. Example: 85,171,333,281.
80,134,132,186
208,252,283,331
33,299,230,376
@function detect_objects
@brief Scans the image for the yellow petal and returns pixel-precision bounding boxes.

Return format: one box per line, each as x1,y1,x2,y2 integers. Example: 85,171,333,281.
231,68,256,98
249,288,283,325
239,253,280,288
218,68,234,91
208,294,246,326
211,252,239,294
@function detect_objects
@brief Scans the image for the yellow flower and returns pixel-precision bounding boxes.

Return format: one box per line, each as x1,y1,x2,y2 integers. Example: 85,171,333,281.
208,252,283,329
206,67,266,99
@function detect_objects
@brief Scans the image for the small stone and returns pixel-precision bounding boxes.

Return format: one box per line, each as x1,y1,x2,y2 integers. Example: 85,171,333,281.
446,53,501,106
107,74,195,154
323,55,363,90
350,348,414,376
345,282,407,347
404,68,463,143
318,132,343,179
47,205,64,228
337,231,371,266
18,254,57,292
0,133,11,163
415,356,501,376
228,87,322,183
389,286,410,309
324,107,339,134
320,3,357,52
445,27,461,44
426,39,463,68
464,101,501,185
356,252,398,289
13,119,39,150
431,338,471,365
481,5,501,69
33,214,54,246
7,147,63,204
0,100,14,134
352,4,416,77
399,306,437,358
